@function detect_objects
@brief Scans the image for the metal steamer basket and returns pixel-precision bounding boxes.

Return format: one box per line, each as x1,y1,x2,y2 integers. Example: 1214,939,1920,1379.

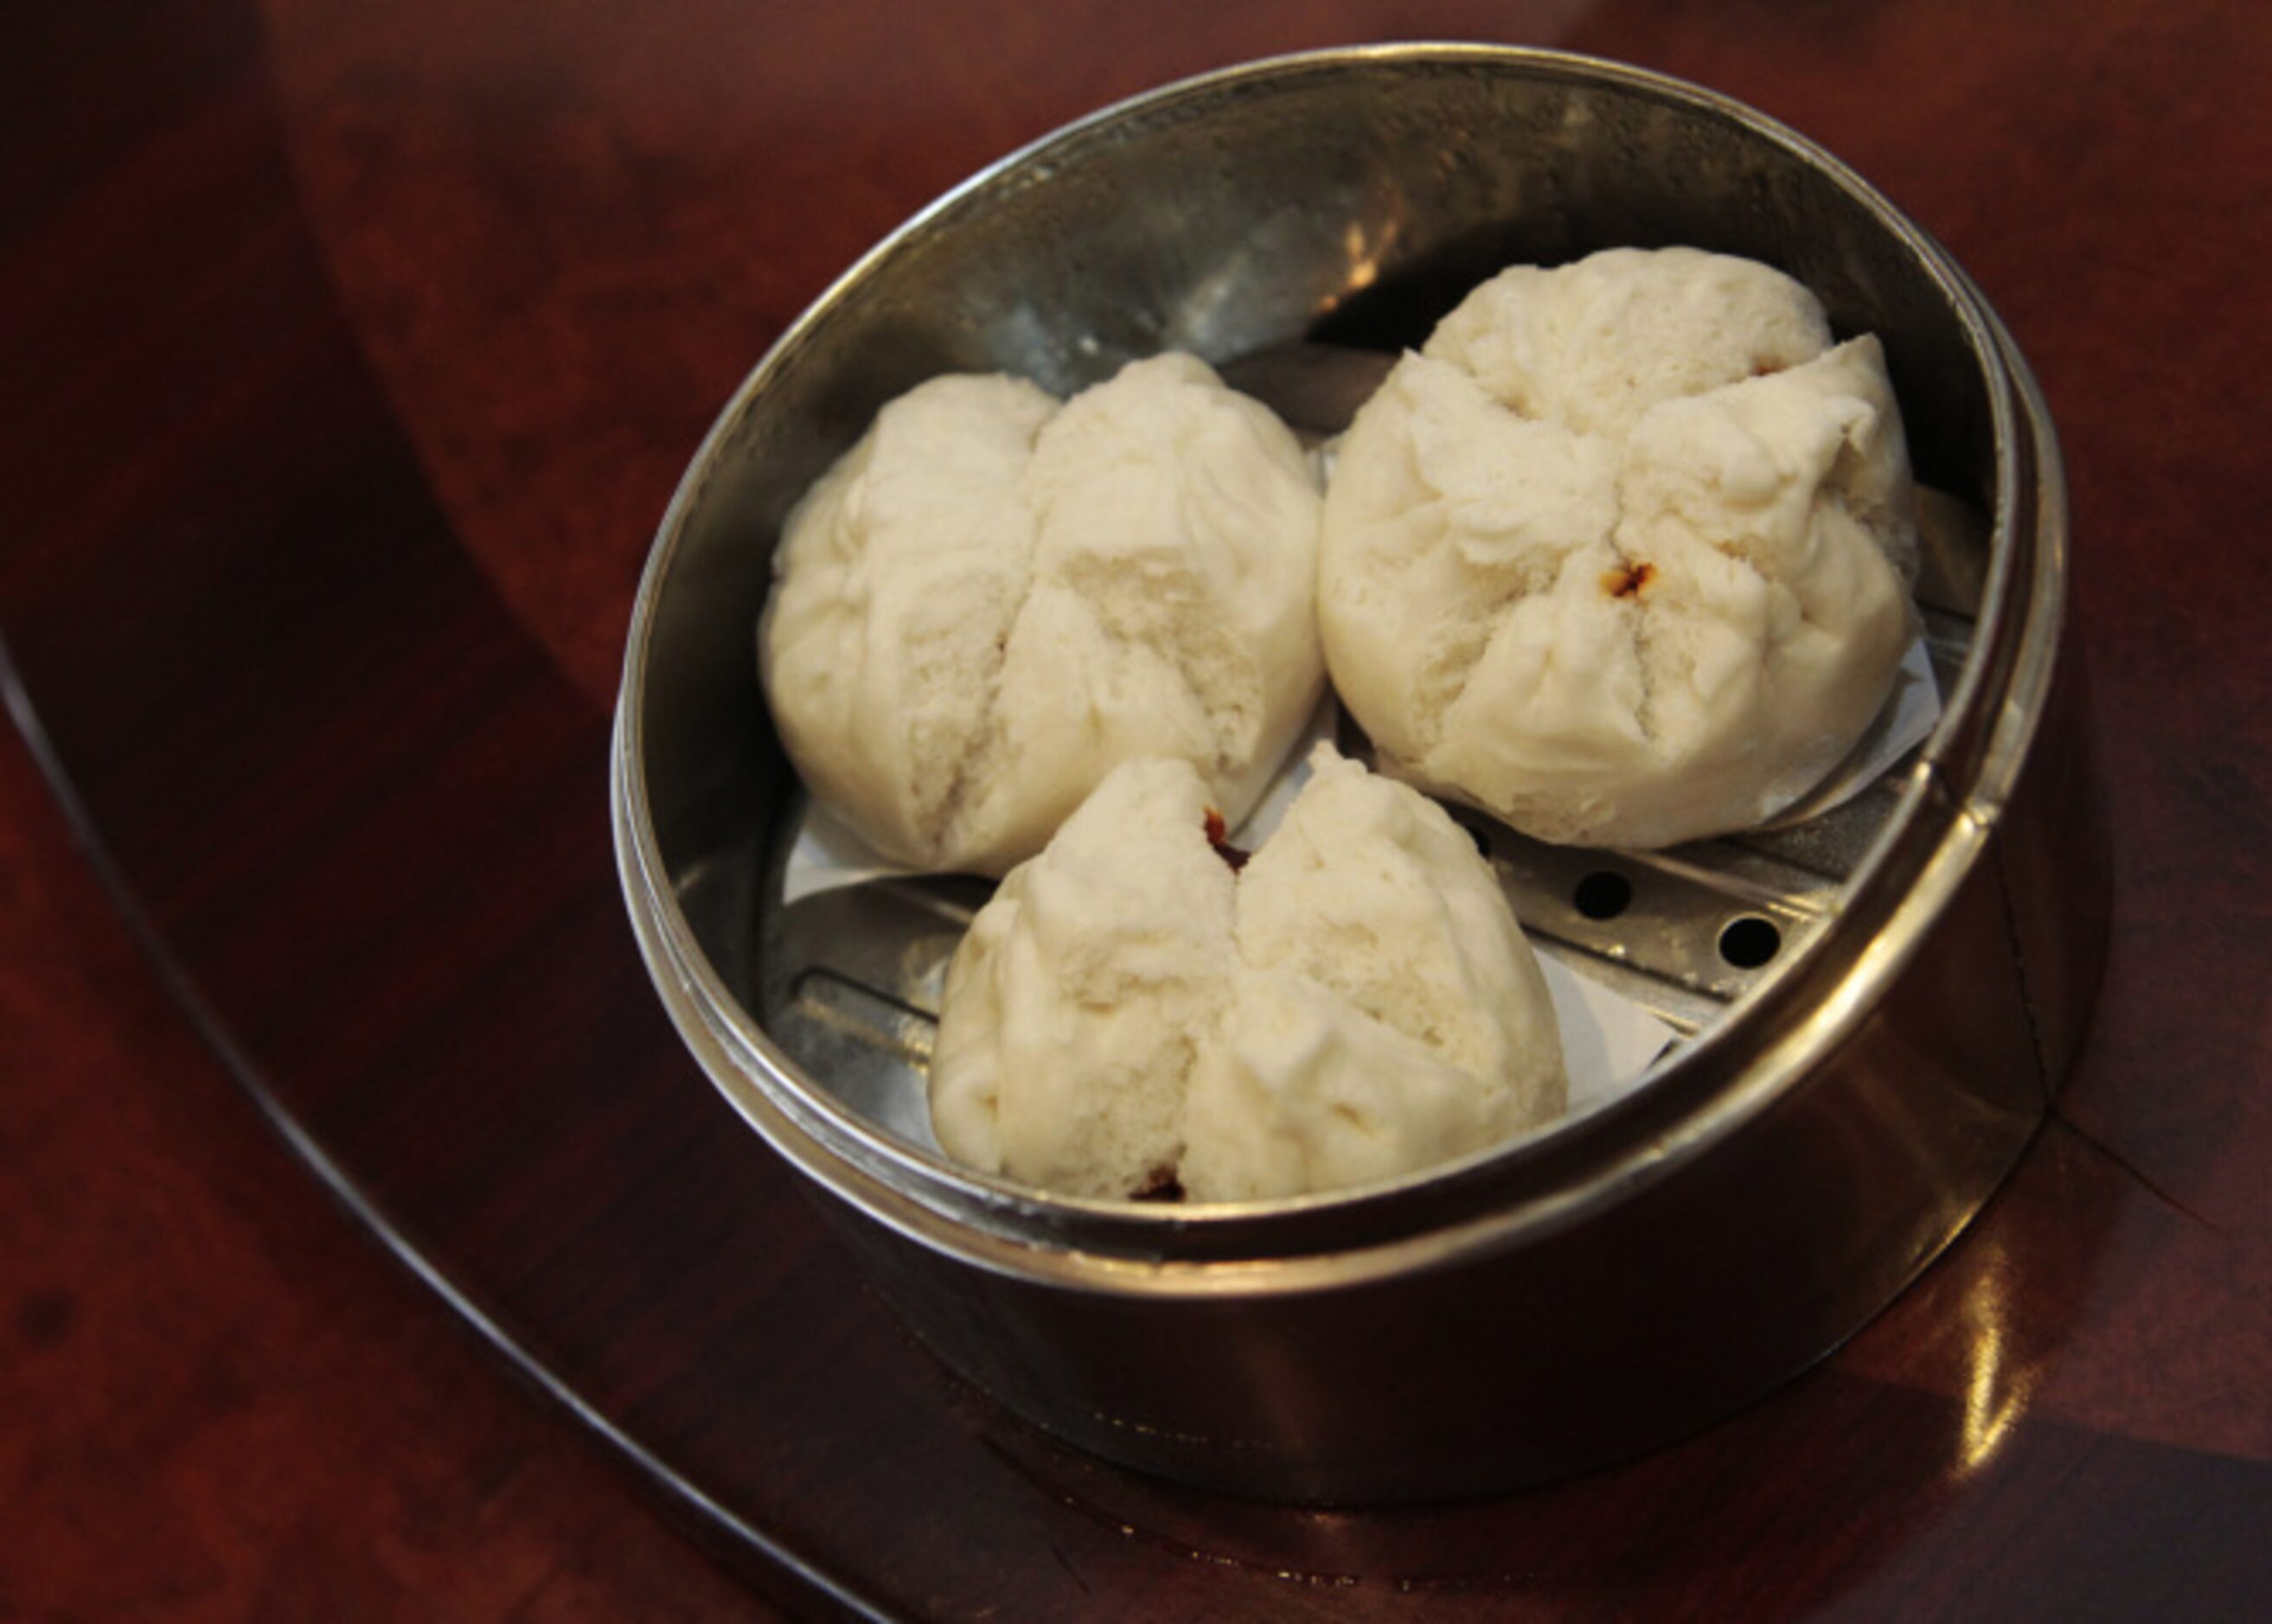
613,46,2106,1503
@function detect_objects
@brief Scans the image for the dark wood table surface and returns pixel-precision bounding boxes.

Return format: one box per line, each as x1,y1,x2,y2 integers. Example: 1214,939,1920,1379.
5,2,2269,1618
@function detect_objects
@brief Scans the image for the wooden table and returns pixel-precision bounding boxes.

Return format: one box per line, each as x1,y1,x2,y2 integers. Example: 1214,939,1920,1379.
5,2,2269,1617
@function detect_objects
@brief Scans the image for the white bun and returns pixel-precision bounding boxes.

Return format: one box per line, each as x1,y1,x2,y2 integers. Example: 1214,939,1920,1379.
1320,247,1920,848
760,354,1323,876
931,748,1567,1201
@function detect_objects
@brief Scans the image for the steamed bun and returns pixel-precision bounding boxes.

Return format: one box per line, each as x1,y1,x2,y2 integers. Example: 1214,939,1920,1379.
759,353,1324,877
1319,246,1919,848
930,747,1567,1201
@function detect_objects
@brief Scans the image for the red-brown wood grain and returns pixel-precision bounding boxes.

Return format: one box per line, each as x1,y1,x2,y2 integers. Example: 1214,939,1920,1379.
0,682,784,1621
3,0,2269,1618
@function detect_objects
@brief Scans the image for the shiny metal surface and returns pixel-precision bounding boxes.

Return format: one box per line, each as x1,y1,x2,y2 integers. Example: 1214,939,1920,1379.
612,45,2106,1500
